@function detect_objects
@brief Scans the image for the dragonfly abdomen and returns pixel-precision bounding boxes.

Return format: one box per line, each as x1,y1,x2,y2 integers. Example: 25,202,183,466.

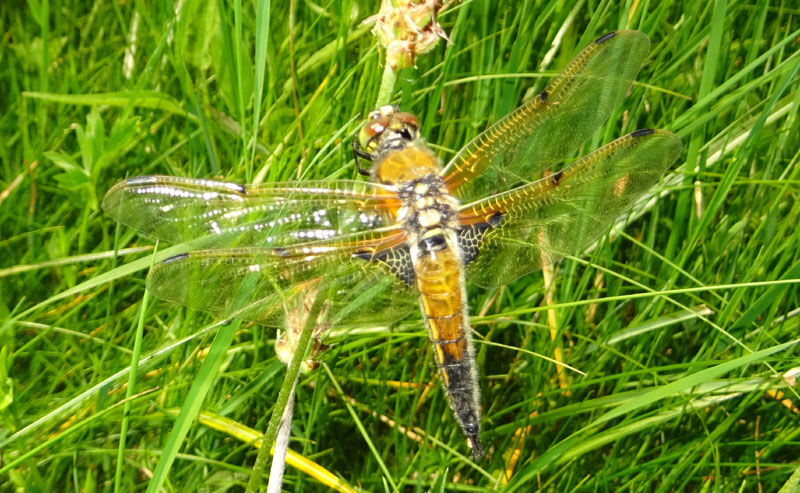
411,226,484,460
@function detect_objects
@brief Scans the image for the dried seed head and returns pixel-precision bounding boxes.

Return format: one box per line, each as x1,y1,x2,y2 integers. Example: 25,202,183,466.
276,288,331,373
367,0,451,70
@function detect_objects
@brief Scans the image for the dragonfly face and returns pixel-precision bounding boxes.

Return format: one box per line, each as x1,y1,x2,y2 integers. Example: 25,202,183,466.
103,30,683,461
358,106,420,159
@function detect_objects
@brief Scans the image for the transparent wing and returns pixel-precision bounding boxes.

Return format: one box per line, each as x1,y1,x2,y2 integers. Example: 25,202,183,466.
103,175,415,327
145,231,418,328
442,30,650,204
458,129,682,287
102,175,400,248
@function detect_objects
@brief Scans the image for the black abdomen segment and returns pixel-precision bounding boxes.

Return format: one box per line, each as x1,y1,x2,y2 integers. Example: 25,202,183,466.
433,336,483,460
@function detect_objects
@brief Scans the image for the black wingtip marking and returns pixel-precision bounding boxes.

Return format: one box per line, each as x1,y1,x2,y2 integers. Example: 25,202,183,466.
539,90,548,103
162,253,190,264
595,31,617,44
551,170,564,185
631,128,655,138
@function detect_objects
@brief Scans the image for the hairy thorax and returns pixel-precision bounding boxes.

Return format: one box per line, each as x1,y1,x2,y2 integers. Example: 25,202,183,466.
374,142,460,249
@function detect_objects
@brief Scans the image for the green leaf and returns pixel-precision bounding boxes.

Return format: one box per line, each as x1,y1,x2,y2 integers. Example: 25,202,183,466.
0,346,14,412
53,168,89,188
43,150,82,173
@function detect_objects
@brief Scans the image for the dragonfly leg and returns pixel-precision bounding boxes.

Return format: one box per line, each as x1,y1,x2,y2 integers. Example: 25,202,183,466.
352,137,374,176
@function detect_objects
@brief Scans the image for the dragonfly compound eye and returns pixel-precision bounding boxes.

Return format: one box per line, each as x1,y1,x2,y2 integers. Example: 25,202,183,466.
387,112,419,142
359,116,391,152
394,112,419,129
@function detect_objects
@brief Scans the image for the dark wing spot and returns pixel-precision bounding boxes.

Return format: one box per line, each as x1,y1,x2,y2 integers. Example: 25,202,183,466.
539,90,548,103
631,128,655,138
551,170,563,185
162,253,189,264
353,245,415,286
225,182,247,194
488,213,504,228
353,251,373,261
273,247,290,258
594,31,616,44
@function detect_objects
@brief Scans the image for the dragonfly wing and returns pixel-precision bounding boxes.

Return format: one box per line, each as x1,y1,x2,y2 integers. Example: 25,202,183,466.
102,175,399,248
443,30,651,204
146,232,418,329
458,129,682,288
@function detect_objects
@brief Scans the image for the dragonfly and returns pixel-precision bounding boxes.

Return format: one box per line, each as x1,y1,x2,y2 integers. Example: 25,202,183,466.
103,30,682,460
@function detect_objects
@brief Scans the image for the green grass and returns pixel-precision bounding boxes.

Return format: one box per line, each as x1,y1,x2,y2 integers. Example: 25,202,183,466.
2,0,800,491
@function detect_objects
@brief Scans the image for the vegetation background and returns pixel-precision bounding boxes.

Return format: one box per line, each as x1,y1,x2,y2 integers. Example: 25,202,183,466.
1,0,799,491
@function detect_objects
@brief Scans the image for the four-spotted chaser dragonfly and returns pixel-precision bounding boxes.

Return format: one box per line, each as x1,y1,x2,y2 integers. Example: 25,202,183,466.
103,30,682,460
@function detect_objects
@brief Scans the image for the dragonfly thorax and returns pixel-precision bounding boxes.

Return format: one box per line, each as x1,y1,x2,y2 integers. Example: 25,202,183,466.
372,141,443,185
395,173,460,255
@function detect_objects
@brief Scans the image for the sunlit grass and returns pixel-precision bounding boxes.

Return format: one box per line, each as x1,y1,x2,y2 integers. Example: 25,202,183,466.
1,1,799,491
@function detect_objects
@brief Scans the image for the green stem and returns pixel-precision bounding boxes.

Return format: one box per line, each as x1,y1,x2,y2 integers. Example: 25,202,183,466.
245,287,328,492
374,62,397,108
114,244,156,492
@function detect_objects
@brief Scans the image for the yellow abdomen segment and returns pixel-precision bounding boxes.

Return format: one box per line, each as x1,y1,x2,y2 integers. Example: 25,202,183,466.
415,248,469,375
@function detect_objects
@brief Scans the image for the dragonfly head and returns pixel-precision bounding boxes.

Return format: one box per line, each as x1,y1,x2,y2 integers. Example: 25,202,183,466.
358,105,420,158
